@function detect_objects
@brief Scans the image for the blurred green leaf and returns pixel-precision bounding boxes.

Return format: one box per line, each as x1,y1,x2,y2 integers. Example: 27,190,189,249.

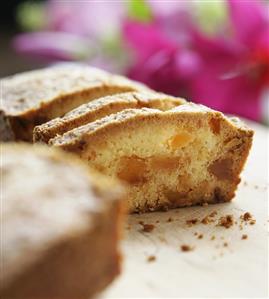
128,0,152,22
16,1,47,31
195,1,228,35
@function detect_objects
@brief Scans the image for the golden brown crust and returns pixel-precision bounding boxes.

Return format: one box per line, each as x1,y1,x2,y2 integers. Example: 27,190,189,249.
50,103,253,213
1,64,149,141
34,91,185,143
1,143,125,298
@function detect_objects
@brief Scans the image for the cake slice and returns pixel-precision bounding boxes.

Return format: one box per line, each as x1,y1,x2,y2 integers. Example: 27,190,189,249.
1,64,148,141
33,91,185,143
1,143,125,298
50,103,253,213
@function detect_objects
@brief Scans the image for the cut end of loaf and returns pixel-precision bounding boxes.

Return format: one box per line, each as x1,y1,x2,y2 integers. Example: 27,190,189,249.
51,104,253,213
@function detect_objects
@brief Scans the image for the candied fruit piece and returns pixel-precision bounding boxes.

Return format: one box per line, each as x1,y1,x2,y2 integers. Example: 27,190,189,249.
164,190,188,204
208,158,233,181
209,117,221,135
149,156,180,171
117,155,147,184
167,132,193,150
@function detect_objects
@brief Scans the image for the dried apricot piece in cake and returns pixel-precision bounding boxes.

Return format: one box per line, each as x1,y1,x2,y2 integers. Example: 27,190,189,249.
50,103,253,213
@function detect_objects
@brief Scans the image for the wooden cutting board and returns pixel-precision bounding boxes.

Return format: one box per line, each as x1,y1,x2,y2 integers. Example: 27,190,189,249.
102,121,268,298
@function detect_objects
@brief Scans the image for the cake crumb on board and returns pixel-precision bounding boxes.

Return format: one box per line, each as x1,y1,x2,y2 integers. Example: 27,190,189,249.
186,218,198,226
218,215,234,228
140,223,155,233
180,245,194,252
241,212,252,221
242,234,248,240
147,255,156,262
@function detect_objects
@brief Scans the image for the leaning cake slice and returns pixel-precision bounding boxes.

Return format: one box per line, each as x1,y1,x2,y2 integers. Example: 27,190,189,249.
33,91,185,143
1,64,148,141
1,143,125,298
50,103,253,213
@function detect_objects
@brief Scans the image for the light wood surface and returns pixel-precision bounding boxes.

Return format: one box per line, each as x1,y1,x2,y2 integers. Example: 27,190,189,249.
102,121,268,298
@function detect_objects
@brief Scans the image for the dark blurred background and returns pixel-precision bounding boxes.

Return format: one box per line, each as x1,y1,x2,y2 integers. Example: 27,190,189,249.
1,0,45,77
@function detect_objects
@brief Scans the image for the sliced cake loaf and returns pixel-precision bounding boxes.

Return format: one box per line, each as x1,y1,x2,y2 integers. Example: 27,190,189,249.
1,64,148,141
1,143,125,298
50,104,253,213
33,91,185,143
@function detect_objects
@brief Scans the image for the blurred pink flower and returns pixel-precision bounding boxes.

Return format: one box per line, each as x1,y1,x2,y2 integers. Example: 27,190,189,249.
123,20,201,96
13,0,126,68
46,0,125,38
124,0,269,121
12,32,93,61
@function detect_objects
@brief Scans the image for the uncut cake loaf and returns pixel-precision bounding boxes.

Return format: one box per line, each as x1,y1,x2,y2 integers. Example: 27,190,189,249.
34,91,185,143
1,143,125,298
0,64,148,141
50,103,253,213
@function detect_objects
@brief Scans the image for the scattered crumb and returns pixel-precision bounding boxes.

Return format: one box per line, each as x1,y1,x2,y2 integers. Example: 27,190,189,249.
239,224,243,230
198,234,203,239
147,255,156,262
194,232,198,236
140,223,155,233
201,211,218,224
155,220,160,224
218,215,234,228
186,218,198,226
242,234,248,240
254,185,258,189
201,216,210,224
167,217,173,223
223,242,228,247
243,181,248,186
209,211,218,217
211,235,216,240
240,212,256,226
181,245,194,252
240,212,252,221
139,221,144,225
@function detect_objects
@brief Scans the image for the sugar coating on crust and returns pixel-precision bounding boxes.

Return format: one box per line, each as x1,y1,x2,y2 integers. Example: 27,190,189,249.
51,103,253,213
1,143,123,286
1,64,149,115
34,91,185,143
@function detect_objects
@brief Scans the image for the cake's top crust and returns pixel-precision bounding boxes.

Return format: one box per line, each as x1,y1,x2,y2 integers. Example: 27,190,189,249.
64,91,185,118
50,103,253,147
1,64,148,115
1,143,123,286
33,91,185,142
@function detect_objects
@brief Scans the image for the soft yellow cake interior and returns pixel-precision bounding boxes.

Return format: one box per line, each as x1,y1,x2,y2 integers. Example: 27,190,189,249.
51,104,253,213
